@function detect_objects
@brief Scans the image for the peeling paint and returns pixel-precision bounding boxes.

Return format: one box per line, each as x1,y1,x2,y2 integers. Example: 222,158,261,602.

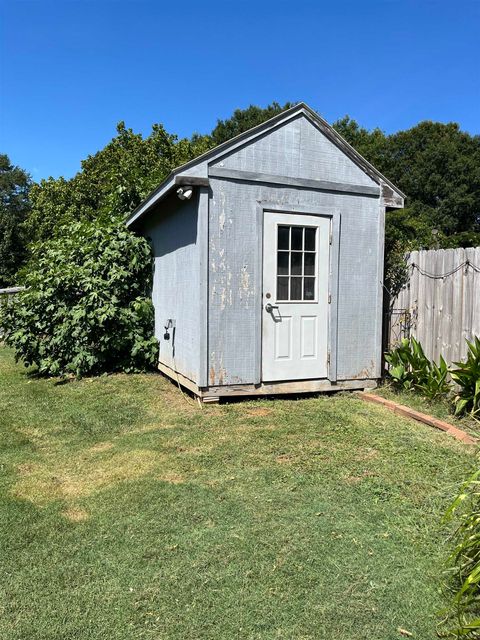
219,189,226,231
209,351,226,386
351,360,376,379
220,288,227,310
240,266,250,292
239,265,254,306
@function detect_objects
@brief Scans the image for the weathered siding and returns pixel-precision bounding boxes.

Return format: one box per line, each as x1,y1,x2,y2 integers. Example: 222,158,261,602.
141,191,202,383
208,177,382,386
138,111,386,390
210,114,377,188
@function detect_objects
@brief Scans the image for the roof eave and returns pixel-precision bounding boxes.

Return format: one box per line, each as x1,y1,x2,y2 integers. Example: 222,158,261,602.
126,174,209,228
126,101,406,228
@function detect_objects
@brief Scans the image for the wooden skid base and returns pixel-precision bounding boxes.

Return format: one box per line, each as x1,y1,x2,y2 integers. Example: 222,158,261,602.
203,378,377,398
157,361,377,401
201,396,221,404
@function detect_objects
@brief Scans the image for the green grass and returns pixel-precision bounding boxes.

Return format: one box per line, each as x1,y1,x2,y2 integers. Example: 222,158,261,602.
374,383,480,438
0,346,476,639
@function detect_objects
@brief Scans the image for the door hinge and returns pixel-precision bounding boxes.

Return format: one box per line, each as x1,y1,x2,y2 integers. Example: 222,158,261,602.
328,293,331,304
327,352,331,366
329,222,333,245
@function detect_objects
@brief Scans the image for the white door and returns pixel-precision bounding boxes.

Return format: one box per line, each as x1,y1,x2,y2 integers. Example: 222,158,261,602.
262,212,330,382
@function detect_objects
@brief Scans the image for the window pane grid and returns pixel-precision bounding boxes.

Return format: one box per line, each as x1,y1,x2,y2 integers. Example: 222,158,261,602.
276,225,317,301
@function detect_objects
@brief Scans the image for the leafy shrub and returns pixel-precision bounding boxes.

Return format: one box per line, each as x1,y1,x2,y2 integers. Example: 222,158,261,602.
0,219,158,377
385,336,450,399
442,469,480,638
451,337,480,420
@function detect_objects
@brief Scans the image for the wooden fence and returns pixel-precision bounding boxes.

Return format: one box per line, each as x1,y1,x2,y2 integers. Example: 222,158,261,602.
389,247,480,364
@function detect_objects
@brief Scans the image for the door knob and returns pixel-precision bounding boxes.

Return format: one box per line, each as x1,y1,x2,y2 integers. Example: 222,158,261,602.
265,303,279,313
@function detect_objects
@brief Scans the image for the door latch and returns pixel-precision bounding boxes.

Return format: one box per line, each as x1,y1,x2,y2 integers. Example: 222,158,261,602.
265,303,279,313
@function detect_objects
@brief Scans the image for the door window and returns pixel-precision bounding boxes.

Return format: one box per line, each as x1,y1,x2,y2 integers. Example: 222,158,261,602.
276,225,317,302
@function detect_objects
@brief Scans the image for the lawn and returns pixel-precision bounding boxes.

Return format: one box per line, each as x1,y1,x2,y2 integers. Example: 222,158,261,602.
0,346,475,640
374,383,480,438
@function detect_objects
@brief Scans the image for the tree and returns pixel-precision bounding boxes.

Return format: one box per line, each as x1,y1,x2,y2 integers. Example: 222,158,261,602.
24,122,211,244
333,116,480,294
334,117,480,242
333,116,389,168
210,102,295,145
0,154,31,287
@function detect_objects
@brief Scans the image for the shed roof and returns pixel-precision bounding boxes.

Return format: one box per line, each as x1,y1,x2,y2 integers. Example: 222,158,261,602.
126,102,405,228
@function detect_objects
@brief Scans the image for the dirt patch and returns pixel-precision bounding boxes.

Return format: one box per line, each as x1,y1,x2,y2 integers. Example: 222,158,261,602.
62,507,89,522
344,470,378,484
16,462,39,476
158,472,184,484
246,407,273,417
275,454,296,465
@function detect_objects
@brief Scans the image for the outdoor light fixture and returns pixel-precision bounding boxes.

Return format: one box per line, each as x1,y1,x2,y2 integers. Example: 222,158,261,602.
176,186,193,200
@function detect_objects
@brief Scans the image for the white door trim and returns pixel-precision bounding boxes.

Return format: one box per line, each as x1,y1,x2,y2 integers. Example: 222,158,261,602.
254,203,341,385
261,210,332,382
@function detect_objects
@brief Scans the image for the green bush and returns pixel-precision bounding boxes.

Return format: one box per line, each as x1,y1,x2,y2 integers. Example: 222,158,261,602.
451,337,480,420
1,219,158,377
442,469,480,638
385,336,450,399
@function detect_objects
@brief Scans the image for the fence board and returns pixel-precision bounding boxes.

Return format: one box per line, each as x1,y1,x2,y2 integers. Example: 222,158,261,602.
473,247,480,345
389,246,480,365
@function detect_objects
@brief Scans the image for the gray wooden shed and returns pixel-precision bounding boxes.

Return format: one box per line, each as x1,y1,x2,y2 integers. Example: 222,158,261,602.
126,103,405,402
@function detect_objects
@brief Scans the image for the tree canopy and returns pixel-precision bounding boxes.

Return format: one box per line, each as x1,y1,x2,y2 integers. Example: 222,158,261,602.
333,115,480,292
0,154,31,287
24,122,212,245
209,102,294,145
333,116,480,244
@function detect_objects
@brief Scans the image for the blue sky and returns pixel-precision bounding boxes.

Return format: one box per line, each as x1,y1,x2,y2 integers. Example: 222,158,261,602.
1,0,479,181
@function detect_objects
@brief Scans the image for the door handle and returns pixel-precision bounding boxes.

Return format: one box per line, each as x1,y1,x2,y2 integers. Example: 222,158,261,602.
265,303,279,313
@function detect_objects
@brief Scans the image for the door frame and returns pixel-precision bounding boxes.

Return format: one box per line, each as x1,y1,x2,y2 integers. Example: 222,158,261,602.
255,202,341,385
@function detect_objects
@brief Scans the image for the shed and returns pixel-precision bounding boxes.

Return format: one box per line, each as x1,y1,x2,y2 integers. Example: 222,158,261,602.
126,103,405,402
